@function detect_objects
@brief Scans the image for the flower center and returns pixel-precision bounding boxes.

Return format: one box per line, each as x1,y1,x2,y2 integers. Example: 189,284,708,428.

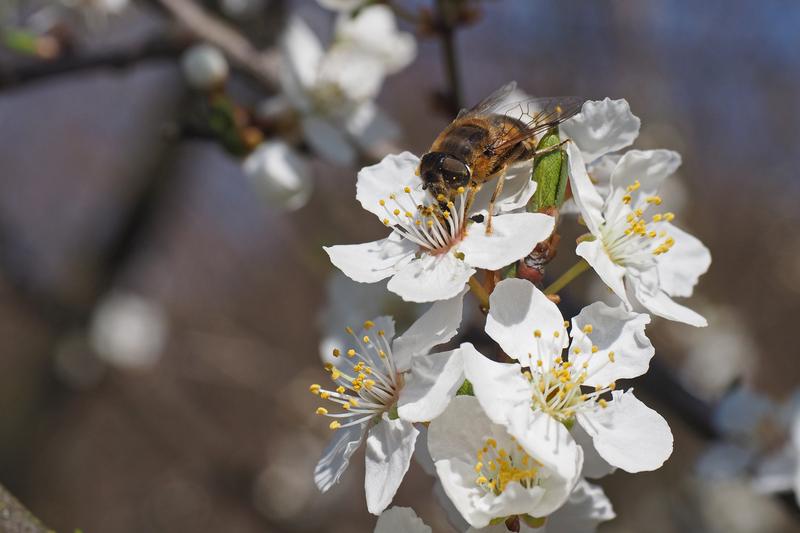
378,185,472,254
310,321,401,431
600,180,676,267
474,437,542,495
525,326,616,423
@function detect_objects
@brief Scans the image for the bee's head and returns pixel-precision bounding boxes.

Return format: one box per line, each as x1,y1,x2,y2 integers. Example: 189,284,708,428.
419,152,471,200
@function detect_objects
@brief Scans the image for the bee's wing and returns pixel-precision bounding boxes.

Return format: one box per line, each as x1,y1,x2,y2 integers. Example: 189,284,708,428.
456,81,521,119
487,95,586,153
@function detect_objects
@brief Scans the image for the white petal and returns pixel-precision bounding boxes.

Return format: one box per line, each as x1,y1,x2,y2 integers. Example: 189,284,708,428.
507,406,582,483
317,0,363,11
459,213,555,271
561,98,640,162
387,253,475,303
398,347,464,422
318,46,386,101
571,422,616,479
576,239,630,308
324,233,416,284
346,102,400,153
569,302,654,385
655,223,711,298
280,17,322,99
609,149,682,203
365,416,420,515
470,162,537,214
413,425,436,476
461,343,530,425
434,480,471,532
335,5,416,74
485,278,566,365
356,152,423,221
545,480,616,533
374,506,431,533
392,289,465,370
633,284,707,327
314,423,367,491
579,390,673,473
301,115,357,165
243,141,313,211
566,143,605,235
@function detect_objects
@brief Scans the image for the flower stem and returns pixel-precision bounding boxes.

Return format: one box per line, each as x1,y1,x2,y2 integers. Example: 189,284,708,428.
543,259,590,295
468,276,490,309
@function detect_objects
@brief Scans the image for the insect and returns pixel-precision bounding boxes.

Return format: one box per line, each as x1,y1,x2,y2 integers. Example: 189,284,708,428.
418,82,584,233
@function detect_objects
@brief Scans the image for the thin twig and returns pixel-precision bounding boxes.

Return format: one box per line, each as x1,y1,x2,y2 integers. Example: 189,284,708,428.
155,0,280,89
0,33,189,90
434,0,463,113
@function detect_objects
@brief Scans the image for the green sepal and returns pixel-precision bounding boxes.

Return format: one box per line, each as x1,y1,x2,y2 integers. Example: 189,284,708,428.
562,417,576,430
456,379,474,396
388,403,399,420
502,262,517,279
530,129,566,211
488,517,507,526
521,514,547,528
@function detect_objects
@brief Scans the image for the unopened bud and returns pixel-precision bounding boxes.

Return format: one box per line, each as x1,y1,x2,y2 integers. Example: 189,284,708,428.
181,44,229,90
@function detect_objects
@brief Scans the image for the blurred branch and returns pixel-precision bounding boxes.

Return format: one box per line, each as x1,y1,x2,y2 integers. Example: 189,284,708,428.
434,0,463,113
154,0,280,89
0,484,49,533
0,33,189,90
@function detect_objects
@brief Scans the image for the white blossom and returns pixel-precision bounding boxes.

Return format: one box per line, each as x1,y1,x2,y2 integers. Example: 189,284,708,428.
428,395,582,528
243,140,313,211
311,292,468,514
466,480,615,533
333,5,416,74
464,278,672,480
325,152,554,302
317,0,365,11
277,14,408,164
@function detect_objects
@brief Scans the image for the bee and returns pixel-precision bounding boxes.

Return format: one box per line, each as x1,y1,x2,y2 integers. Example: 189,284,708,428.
419,82,584,232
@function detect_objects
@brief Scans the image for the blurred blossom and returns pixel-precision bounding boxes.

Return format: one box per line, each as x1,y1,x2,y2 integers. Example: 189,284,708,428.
89,291,168,369
316,0,365,12
333,5,416,75
675,303,757,401
277,13,408,164
243,140,313,211
691,478,791,533
181,44,229,91
697,386,800,505
373,507,432,533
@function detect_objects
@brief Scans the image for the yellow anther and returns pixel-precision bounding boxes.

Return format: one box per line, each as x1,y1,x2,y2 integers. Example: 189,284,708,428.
427,220,434,227
309,384,321,394
486,438,497,448
363,320,375,329
664,212,675,221
436,194,446,202
364,379,376,389
622,194,632,204
332,348,341,357
336,386,345,394
379,199,386,206
347,349,356,358
608,351,616,362
474,462,484,472
415,220,421,226
609,381,617,390
389,194,396,200
329,421,341,430
591,345,599,353
404,186,411,193
378,330,385,336
652,213,663,222
362,335,370,343
393,208,400,216
536,360,543,367
563,321,570,328
320,391,330,399
316,407,328,415
573,347,581,354
626,180,641,192
383,218,390,225
476,476,488,485
582,324,593,334
378,350,386,358
523,370,532,381
324,363,333,372
648,230,657,238
534,329,542,338
598,399,608,409
553,331,560,338
646,195,663,205
405,211,413,218
331,369,341,380
457,186,465,194
350,398,359,407
342,402,351,410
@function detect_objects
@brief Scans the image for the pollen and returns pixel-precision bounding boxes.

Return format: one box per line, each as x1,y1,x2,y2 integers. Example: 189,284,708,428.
309,384,321,394
316,407,328,415
363,320,375,329
347,349,356,358
329,421,341,430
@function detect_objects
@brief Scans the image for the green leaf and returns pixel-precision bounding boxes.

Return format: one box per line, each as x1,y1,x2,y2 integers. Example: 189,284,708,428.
530,129,566,211
456,379,474,396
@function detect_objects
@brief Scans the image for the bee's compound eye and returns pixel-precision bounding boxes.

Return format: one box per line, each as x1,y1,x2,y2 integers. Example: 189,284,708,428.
440,156,470,186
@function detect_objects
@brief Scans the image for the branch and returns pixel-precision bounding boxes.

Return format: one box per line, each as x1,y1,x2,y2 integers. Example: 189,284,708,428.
154,0,280,89
0,484,49,533
0,33,189,90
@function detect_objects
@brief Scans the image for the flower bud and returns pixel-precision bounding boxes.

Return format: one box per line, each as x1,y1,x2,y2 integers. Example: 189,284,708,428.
243,141,313,211
181,43,229,90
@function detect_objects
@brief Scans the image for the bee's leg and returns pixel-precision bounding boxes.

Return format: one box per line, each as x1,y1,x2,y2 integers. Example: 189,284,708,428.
485,170,507,235
519,138,571,160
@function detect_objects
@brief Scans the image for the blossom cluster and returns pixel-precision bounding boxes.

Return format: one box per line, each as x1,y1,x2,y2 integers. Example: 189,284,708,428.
310,88,711,531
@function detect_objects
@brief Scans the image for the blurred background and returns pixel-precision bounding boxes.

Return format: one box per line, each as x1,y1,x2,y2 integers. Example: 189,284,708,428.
1,0,799,531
